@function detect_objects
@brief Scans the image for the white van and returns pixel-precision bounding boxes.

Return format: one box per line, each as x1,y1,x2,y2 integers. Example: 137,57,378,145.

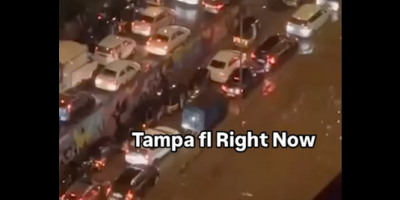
59,41,97,92
286,4,330,38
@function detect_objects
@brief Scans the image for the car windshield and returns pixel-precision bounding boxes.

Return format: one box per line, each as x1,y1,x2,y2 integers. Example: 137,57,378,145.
138,15,155,23
96,45,112,54
289,17,308,26
100,69,117,77
152,34,169,43
209,60,226,69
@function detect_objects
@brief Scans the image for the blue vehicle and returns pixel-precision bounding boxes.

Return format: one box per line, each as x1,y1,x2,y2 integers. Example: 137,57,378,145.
181,90,228,134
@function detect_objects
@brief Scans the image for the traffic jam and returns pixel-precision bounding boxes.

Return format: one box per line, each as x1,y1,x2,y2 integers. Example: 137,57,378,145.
59,0,340,199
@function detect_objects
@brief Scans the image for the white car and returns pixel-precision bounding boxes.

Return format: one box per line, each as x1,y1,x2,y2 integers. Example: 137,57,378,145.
202,0,230,14
207,50,246,83
94,60,141,91
286,4,330,38
131,6,175,36
145,25,191,56
125,126,180,165
93,35,136,65
316,0,339,11
177,0,200,5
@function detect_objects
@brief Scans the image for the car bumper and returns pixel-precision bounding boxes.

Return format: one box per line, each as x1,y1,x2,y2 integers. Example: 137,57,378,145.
177,0,199,5
286,25,312,38
132,28,152,36
146,46,168,56
204,6,220,14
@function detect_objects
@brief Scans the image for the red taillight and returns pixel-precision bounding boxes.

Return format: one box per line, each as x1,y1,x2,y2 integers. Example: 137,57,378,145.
97,15,102,20
221,85,227,91
127,190,133,199
106,186,111,195
216,4,223,9
268,56,276,64
234,77,240,81
251,53,255,58
67,104,72,111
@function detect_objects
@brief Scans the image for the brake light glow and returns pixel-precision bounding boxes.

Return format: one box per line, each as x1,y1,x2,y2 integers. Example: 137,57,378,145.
221,85,227,91
106,186,111,195
234,76,240,81
127,190,133,200
97,15,102,20
267,56,276,64
203,1,223,9
251,53,255,58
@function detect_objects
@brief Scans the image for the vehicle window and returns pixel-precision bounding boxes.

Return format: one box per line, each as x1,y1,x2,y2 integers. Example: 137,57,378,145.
289,17,308,26
132,173,146,187
126,66,134,72
101,69,117,77
155,13,165,21
153,34,169,43
138,15,155,23
176,31,184,37
228,57,239,66
209,60,226,69
97,45,112,54
170,33,177,40
308,11,323,23
119,70,126,77
261,36,280,50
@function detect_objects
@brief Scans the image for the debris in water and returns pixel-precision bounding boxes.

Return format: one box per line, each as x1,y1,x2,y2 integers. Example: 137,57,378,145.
241,192,253,197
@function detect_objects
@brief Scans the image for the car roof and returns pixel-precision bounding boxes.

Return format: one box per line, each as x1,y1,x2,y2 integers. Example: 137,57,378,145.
98,35,125,48
292,4,321,20
105,60,137,72
59,40,87,64
213,50,240,62
156,25,181,37
142,6,165,17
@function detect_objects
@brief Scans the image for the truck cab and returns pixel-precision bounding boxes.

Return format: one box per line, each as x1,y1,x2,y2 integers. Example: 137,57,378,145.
59,41,98,92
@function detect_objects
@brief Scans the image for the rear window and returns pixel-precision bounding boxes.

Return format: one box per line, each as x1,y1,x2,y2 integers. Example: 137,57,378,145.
209,60,226,69
289,17,308,26
139,15,155,23
153,34,169,43
259,36,281,52
100,69,117,77
96,45,112,54
115,172,136,185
